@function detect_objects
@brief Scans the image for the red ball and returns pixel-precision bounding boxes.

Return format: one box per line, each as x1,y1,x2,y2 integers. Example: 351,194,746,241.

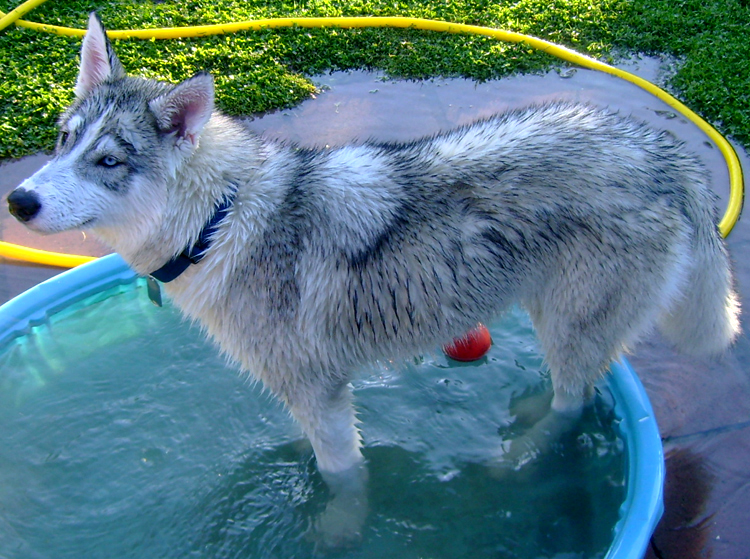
443,323,492,362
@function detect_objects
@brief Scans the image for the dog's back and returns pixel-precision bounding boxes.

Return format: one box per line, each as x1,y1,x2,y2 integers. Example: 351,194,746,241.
209,103,739,392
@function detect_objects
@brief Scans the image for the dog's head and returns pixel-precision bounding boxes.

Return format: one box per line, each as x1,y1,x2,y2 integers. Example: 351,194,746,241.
7,13,215,245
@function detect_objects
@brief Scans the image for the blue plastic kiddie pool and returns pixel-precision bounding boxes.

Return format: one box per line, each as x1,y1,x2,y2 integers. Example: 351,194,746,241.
0,254,663,559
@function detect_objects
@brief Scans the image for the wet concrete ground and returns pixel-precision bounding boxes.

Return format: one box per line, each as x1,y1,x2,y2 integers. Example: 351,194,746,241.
2,64,749,558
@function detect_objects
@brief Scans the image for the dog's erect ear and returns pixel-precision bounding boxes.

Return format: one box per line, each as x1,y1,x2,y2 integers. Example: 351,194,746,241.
75,12,126,98
149,73,215,150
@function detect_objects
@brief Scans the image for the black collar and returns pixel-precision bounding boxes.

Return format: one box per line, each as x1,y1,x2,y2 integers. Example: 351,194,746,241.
149,195,234,283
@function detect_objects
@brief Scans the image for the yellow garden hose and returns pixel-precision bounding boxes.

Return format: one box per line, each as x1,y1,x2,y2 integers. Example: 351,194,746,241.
0,3,744,270
0,240,95,267
0,0,47,32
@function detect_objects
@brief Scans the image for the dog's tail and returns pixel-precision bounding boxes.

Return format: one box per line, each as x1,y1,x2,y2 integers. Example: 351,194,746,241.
658,194,741,356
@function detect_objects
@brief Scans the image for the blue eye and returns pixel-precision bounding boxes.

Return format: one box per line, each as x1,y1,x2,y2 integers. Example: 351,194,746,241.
98,155,121,168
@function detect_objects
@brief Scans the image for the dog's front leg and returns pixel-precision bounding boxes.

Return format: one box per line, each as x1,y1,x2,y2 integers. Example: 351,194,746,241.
287,382,369,549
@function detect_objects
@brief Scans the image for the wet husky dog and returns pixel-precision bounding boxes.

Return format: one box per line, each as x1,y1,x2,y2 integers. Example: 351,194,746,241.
8,14,740,546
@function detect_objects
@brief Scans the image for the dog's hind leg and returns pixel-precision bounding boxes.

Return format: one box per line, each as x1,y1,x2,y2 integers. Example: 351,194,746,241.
489,307,593,473
491,336,602,473
286,381,369,549
495,267,650,471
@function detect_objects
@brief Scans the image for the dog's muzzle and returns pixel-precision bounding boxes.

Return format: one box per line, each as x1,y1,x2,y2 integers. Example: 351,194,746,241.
7,188,42,223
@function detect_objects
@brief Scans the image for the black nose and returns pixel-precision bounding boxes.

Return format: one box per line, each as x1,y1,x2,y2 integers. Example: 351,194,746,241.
7,188,42,223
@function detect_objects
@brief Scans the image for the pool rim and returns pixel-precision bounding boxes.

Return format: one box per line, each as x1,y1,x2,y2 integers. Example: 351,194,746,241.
0,253,664,558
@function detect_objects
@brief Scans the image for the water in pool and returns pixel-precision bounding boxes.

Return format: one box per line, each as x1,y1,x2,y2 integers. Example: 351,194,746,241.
0,278,625,558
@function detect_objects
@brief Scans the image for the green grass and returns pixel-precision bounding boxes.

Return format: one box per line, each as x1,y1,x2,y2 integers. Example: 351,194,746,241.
1,0,749,160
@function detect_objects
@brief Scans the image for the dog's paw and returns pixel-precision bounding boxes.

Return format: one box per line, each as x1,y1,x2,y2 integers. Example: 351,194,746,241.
488,407,583,477
306,462,370,552
486,435,541,479
308,490,369,552
313,498,367,551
